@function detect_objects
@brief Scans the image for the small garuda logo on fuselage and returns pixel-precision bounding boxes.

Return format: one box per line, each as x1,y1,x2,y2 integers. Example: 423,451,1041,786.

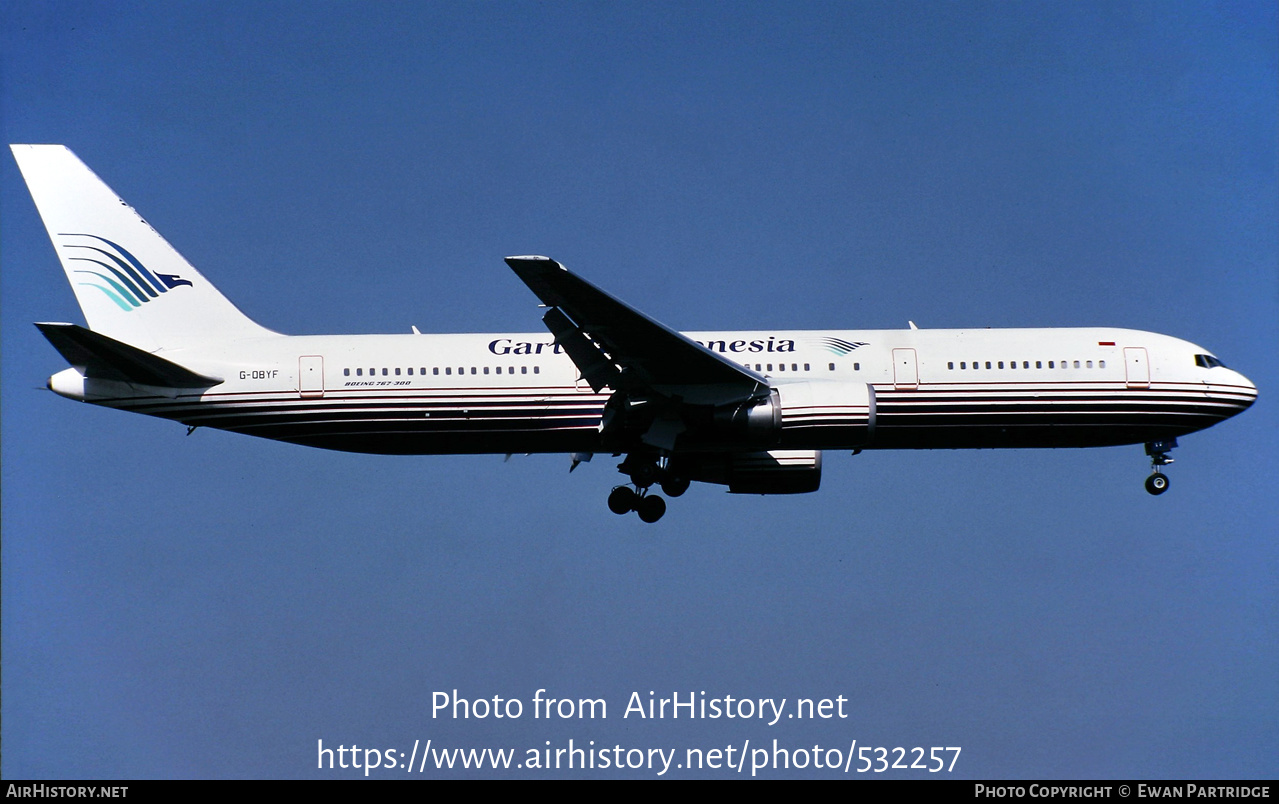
59,233,191,311
809,336,868,355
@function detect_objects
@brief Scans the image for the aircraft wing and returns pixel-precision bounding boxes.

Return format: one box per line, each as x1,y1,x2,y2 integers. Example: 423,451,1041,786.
506,256,768,405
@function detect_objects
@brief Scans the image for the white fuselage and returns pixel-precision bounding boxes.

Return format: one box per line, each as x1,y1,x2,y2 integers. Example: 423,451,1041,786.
55,326,1257,456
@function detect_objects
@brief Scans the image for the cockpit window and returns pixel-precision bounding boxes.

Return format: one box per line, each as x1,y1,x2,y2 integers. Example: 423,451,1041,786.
1194,354,1226,369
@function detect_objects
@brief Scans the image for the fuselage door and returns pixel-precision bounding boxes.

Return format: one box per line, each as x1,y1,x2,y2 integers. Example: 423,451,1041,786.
1124,347,1150,389
299,355,325,398
892,348,918,390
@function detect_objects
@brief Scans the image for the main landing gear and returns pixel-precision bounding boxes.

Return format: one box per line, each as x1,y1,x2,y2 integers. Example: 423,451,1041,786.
1144,438,1177,496
606,454,689,523
608,486,667,523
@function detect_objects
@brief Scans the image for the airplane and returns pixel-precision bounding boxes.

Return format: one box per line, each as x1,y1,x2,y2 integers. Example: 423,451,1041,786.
12,144,1258,523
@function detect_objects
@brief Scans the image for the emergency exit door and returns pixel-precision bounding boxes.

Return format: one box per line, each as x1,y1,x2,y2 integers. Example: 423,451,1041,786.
1123,347,1149,389
892,348,918,390
299,355,325,398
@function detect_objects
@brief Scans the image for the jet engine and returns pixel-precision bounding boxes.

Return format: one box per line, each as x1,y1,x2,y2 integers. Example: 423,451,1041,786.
695,381,876,450
602,381,876,454
670,449,824,494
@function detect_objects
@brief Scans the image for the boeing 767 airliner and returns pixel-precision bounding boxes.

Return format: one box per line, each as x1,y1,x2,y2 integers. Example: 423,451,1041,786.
12,145,1257,522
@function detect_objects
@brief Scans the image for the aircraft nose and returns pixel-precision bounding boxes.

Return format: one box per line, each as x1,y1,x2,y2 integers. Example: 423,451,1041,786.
1229,369,1258,414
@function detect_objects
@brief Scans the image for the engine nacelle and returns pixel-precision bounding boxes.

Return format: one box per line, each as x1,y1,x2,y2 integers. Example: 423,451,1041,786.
702,381,876,450
605,381,875,453
710,392,782,447
774,381,875,449
671,449,823,495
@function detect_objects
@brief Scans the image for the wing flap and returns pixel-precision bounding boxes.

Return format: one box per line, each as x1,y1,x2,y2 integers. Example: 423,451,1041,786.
541,306,622,393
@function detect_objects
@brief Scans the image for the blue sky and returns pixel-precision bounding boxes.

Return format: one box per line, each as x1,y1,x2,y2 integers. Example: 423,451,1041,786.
2,1,1275,778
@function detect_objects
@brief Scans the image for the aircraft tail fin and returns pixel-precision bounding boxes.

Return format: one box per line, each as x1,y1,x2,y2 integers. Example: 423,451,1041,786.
12,144,277,352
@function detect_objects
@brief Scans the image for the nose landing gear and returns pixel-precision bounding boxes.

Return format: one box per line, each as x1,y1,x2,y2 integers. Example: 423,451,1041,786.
1145,473,1169,495
1144,439,1177,496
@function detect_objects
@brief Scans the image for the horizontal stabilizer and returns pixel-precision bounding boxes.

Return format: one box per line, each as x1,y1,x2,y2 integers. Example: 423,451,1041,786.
35,322,222,388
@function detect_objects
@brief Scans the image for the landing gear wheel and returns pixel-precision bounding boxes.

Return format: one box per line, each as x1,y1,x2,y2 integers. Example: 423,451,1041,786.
608,486,637,515
661,476,690,498
1145,473,1169,496
637,494,667,523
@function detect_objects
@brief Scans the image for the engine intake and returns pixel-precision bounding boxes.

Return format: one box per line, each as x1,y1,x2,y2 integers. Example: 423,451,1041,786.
711,391,782,447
